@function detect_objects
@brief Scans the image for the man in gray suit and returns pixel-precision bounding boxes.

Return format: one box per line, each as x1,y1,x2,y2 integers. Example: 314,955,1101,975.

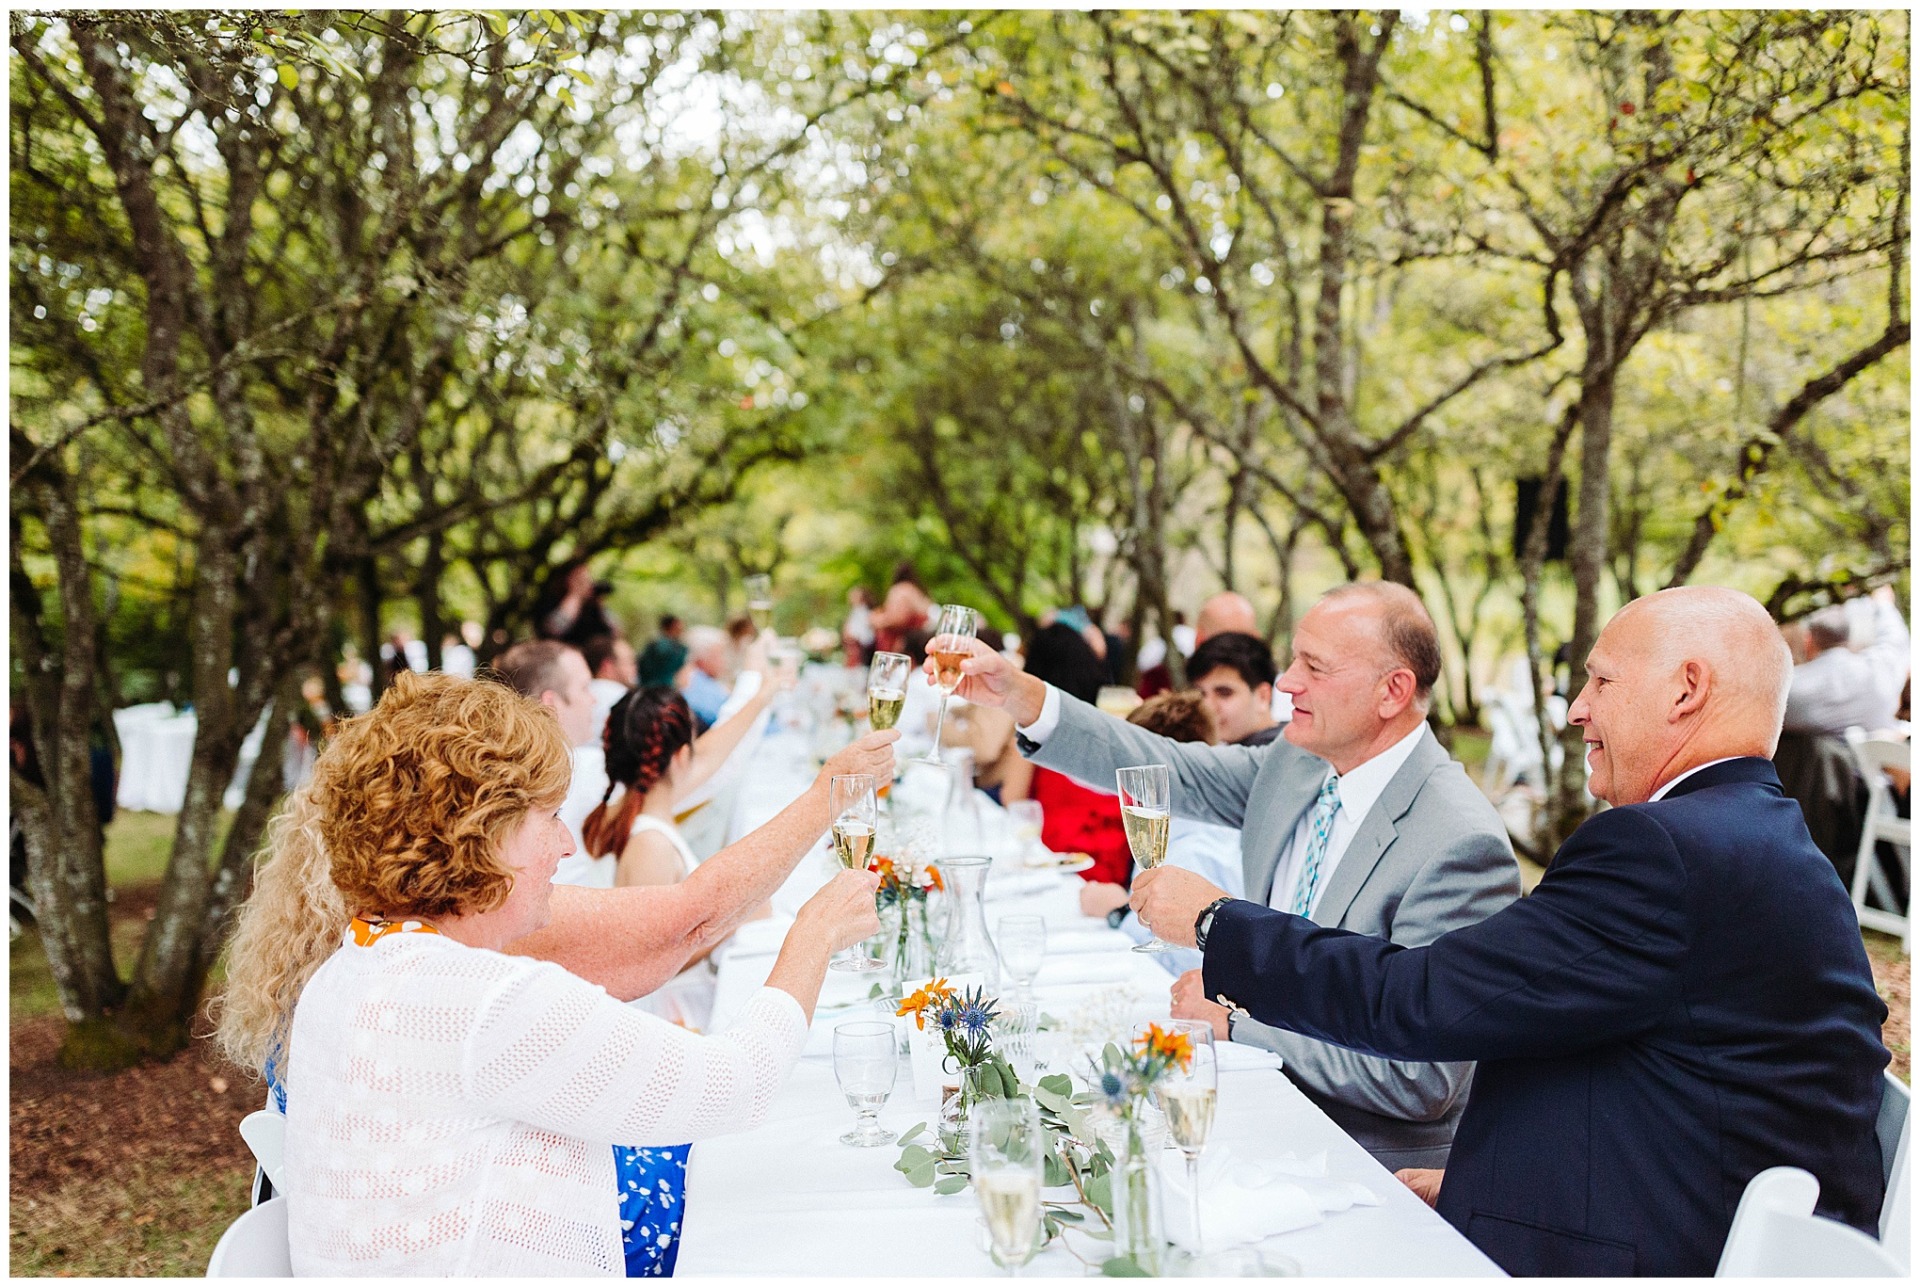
945,582,1519,1170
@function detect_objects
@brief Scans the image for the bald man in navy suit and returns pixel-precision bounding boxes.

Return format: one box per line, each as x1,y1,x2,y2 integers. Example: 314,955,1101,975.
1134,587,1889,1276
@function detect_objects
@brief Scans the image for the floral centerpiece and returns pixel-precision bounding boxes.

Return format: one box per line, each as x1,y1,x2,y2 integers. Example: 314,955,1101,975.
1087,1024,1194,1274
896,979,1019,1124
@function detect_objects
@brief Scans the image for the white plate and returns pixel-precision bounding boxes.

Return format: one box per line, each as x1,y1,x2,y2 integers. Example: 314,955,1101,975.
1024,852,1095,874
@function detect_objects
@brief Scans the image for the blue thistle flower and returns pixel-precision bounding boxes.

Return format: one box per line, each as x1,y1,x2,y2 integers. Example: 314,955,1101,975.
1099,1071,1127,1107
935,1007,961,1033
957,998,995,1034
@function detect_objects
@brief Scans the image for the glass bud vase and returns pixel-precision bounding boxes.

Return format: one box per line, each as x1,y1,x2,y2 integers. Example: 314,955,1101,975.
935,855,998,981
886,897,934,996
1111,1113,1165,1274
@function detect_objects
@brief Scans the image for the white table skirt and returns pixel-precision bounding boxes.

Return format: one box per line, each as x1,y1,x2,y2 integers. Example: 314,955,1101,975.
678,721,1503,1277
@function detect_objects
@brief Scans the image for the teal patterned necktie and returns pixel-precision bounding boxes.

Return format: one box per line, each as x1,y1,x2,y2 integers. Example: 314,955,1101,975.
1289,774,1342,917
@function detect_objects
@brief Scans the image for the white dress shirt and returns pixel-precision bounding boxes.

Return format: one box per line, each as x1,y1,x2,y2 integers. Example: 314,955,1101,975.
1648,757,1741,802
1264,720,1428,917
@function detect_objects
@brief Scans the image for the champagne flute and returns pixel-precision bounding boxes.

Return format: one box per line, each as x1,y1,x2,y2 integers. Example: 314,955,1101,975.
867,651,911,731
1164,1020,1218,1255
828,774,884,973
970,1097,1045,1275
917,604,979,765
744,572,775,634
833,1021,898,1146
1117,764,1173,953
996,914,1046,1001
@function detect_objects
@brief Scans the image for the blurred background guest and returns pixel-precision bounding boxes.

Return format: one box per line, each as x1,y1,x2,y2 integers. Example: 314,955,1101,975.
639,613,688,688
869,561,932,657
534,559,615,648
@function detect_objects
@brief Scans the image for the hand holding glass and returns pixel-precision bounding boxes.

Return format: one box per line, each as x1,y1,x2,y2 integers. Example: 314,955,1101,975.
970,1098,1045,1275
1117,764,1173,953
833,1021,898,1147
828,774,884,973
918,604,980,765
744,572,775,633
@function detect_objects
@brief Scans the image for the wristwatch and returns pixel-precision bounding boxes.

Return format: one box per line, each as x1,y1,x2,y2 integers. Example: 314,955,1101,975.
1106,906,1129,931
1194,896,1236,951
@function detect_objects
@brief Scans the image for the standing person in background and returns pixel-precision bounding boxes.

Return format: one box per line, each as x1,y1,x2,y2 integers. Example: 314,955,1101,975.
869,562,932,658
679,627,735,730
638,613,688,688
534,560,615,647
998,623,1133,887
1784,584,1910,736
1187,632,1283,747
842,586,876,666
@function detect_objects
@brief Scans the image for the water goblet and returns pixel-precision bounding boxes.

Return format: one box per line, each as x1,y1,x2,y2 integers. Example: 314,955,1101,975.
996,914,1046,1000
1007,800,1044,864
833,1021,898,1147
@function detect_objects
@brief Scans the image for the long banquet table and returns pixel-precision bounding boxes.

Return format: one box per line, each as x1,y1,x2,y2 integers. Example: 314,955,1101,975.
675,714,1503,1277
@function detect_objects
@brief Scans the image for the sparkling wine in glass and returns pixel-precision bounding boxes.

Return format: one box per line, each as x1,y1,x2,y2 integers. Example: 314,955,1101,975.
1164,1020,1218,1254
828,774,884,973
867,651,911,731
995,914,1046,1001
1117,764,1174,953
833,1021,898,1146
970,1098,1045,1275
744,572,775,633
917,604,979,765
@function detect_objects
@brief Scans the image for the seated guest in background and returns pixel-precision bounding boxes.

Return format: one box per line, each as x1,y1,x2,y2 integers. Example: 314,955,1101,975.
1079,690,1242,973
679,626,734,730
1784,584,1910,736
869,561,933,658
583,686,740,1031
1187,631,1282,747
581,632,639,741
1133,586,1891,1276
638,613,688,688
998,622,1135,888
535,559,616,648
270,671,878,1275
494,640,609,882
948,582,1519,1171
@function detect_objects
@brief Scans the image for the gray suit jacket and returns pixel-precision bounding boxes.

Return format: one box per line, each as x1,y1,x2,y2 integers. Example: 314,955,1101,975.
1030,692,1520,1168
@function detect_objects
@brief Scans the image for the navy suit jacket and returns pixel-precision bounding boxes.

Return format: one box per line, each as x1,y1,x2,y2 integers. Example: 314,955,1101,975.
1202,757,1889,1276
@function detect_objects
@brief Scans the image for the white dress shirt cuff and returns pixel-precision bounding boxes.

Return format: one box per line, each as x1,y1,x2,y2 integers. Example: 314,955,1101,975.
1017,684,1063,745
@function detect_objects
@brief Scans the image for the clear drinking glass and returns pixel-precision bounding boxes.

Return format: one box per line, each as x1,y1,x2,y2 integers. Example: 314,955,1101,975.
996,914,1046,1000
1007,800,1044,864
833,1020,898,1146
1164,1020,1218,1254
867,651,911,731
828,774,885,974
1117,763,1174,953
918,604,980,765
970,1097,1045,1275
744,572,775,634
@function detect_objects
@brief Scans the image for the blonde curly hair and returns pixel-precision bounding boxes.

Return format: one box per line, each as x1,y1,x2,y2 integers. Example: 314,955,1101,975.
214,671,571,1082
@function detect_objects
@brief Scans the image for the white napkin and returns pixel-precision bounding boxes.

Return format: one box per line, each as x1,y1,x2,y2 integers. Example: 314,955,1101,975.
1155,1146,1325,1252
1215,1042,1286,1073
983,871,1064,901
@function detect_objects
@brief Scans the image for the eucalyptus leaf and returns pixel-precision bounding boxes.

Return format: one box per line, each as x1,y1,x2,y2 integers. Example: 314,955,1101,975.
933,1175,970,1195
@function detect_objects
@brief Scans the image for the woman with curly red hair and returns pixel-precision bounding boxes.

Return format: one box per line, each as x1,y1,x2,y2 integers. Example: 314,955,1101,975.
274,671,878,1276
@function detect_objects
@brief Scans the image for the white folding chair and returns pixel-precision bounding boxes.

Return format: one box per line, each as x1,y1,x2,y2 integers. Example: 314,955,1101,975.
1716,1166,1902,1276
1844,727,1910,948
1879,1073,1911,1270
205,1194,291,1277
238,1109,286,1199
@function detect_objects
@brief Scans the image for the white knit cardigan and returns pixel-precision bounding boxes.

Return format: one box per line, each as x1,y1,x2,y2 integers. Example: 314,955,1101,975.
282,932,806,1275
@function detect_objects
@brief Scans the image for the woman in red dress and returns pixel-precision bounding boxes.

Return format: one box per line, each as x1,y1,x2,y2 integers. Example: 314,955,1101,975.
1000,622,1132,887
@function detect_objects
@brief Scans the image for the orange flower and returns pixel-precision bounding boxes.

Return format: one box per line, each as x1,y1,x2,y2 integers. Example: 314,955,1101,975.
925,864,944,892
895,977,956,1029
872,856,896,882
1135,1023,1195,1071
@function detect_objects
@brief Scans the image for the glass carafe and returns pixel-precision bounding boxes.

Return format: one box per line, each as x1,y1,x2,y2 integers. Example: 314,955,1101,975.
935,855,999,982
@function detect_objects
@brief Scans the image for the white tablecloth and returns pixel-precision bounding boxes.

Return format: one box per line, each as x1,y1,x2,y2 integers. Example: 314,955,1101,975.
677,724,1504,1278
112,705,268,814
